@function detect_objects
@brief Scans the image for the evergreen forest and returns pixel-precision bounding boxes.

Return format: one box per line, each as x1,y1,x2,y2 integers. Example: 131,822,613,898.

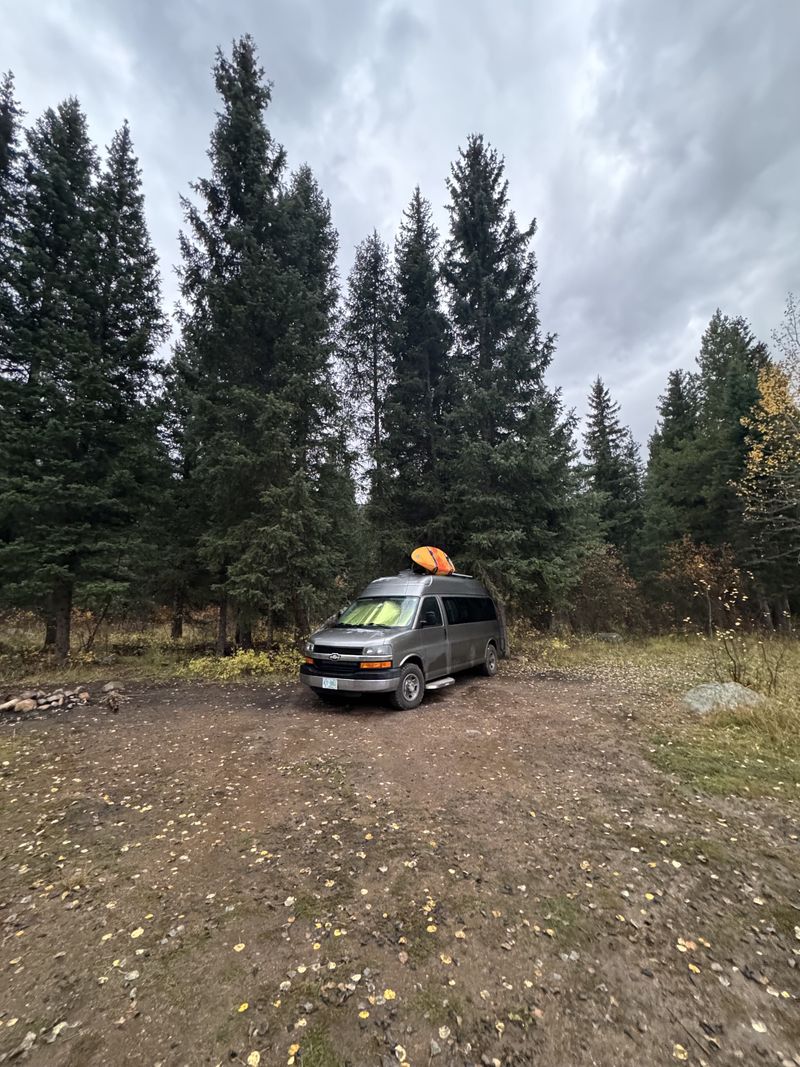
1,38,798,658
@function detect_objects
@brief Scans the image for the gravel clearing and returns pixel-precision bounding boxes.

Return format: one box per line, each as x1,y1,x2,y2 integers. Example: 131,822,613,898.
0,671,798,1066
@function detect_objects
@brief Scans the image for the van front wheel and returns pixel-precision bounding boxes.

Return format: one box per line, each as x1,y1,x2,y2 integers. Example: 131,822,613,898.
390,663,424,710
480,643,498,677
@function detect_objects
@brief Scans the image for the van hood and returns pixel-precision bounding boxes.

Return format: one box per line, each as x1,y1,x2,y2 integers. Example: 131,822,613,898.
310,626,396,648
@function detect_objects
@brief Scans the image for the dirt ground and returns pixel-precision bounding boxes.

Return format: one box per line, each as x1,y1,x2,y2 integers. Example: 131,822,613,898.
0,668,798,1067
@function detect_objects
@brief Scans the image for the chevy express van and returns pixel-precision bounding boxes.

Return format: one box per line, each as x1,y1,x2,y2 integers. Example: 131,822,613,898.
300,570,505,709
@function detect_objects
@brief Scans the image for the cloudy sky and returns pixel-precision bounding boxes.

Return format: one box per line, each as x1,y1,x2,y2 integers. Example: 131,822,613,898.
5,0,799,441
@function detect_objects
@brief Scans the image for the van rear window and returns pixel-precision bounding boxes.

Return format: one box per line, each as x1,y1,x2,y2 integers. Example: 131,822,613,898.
442,596,497,625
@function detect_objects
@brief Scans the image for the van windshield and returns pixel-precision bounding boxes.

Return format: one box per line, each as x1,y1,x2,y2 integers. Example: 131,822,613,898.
335,596,419,629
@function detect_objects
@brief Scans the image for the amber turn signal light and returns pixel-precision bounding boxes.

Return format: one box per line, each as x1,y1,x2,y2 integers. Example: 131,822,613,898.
360,660,392,669
304,657,314,665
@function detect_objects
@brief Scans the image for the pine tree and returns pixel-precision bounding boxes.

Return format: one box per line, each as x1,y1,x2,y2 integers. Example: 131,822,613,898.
640,369,701,576
0,72,23,377
441,134,581,613
341,232,396,482
177,38,353,645
382,188,450,561
91,120,170,608
693,309,768,549
582,377,643,565
0,102,166,656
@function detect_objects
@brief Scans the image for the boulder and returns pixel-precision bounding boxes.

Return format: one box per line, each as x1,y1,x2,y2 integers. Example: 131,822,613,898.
0,698,18,713
683,681,765,715
13,698,37,713
102,681,123,693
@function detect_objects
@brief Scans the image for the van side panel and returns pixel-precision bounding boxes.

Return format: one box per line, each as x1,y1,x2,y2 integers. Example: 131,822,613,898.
441,595,500,672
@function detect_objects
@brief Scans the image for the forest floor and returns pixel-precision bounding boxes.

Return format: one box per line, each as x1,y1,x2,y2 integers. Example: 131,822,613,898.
0,665,798,1067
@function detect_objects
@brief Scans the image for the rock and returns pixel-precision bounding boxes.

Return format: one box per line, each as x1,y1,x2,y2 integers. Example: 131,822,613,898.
594,632,623,643
0,698,18,712
77,690,90,702
13,698,37,713
430,1039,442,1056
683,682,765,715
103,681,124,693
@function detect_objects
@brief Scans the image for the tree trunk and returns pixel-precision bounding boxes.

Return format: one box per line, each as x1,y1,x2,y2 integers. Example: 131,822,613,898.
53,580,72,661
170,591,184,640
42,608,57,651
779,592,792,634
235,609,253,650
758,595,774,633
216,594,228,656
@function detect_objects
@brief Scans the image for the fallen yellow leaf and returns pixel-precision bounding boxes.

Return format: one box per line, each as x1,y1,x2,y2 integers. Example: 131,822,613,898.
247,1053,261,1067
234,943,245,952
239,1002,249,1012
383,988,396,1000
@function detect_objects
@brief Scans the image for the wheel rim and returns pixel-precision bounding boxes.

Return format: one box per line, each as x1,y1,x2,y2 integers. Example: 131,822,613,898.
487,647,497,671
403,673,420,702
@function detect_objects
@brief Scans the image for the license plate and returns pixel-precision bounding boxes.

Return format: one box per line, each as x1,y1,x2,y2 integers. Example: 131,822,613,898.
322,677,338,690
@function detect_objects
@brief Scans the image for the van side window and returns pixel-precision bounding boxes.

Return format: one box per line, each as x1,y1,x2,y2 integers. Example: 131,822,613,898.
443,596,497,624
420,596,443,627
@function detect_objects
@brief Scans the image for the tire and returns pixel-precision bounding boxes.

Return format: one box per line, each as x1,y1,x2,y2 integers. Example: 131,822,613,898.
479,642,498,677
390,663,425,710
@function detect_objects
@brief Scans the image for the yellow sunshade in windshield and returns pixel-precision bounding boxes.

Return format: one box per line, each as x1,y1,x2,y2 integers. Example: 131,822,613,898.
339,597,418,628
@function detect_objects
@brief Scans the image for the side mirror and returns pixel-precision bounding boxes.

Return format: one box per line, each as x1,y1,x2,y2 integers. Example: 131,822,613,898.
421,611,437,627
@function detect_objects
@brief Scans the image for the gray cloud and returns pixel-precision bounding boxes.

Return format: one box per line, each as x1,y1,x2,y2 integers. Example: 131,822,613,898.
5,0,798,442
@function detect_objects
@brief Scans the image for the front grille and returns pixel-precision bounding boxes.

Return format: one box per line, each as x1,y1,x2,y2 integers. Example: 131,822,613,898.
312,659,361,676
314,644,364,655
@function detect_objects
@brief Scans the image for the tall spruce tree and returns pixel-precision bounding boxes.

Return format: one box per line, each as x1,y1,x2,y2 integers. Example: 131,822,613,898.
0,102,165,656
340,230,396,565
341,232,396,474
382,188,450,561
640,369,701,576
0,72,23,377
441,134,581,614
693,309,768,550
177,38,352,646
582,377,643,566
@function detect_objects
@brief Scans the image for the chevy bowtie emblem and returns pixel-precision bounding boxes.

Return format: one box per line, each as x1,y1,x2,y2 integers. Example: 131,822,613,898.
329,653,340,660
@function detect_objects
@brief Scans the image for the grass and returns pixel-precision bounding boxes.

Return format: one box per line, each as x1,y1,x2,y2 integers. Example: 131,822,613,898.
536,893,591,945
648,729,800,798
297,1025,345,1067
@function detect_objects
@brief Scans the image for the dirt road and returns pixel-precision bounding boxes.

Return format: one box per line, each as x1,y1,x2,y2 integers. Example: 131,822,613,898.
0,670,798,1066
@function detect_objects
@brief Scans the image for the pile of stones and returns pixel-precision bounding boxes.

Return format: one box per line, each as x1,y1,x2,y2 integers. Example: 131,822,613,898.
0,686,91,714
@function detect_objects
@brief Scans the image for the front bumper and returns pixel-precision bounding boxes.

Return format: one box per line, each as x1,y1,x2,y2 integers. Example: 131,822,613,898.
300,663,400,694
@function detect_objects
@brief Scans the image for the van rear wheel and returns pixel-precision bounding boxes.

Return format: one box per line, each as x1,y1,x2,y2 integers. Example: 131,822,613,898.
390,663,424,710
480,642,498,677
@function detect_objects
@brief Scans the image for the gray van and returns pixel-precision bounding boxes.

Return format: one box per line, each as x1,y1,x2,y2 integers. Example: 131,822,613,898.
300,570,506,709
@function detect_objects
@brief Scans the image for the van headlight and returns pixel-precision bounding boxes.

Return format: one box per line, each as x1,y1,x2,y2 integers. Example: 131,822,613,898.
363,644,391,657
304,641,315,654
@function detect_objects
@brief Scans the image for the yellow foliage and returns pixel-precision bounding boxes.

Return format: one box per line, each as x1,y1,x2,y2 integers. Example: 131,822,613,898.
738,357,800,558
183,645,302,680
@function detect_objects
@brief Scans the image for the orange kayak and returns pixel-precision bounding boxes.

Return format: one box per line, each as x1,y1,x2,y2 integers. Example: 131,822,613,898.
411,546,456,575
